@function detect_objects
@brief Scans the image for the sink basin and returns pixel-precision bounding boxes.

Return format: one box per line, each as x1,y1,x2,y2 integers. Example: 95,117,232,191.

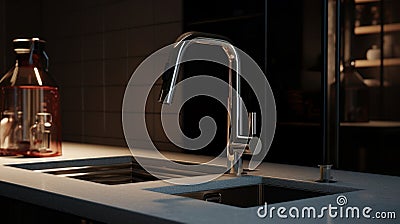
10,156,360,207
9,156,204,185
10,156,155,185
177,184,331,208
151,176,359,208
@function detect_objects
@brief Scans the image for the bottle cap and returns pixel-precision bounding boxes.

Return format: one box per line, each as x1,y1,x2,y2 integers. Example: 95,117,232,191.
13,38,46,54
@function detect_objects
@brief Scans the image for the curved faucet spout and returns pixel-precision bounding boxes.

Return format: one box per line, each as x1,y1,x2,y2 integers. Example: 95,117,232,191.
158,31,256,176
159,32,235,104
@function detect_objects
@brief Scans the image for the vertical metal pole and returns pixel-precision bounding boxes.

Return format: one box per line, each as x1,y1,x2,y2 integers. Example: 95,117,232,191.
380,0,384,87
379,0,385,118
322,0,329,166
319,0,339,183
335,0,341,169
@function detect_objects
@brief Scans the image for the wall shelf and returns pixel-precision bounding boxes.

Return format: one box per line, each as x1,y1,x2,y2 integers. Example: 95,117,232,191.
354,58,400,67
354,0,379,3
354,23,400,35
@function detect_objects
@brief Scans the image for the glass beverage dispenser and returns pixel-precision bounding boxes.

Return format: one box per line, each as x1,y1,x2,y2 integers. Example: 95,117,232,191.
0,38,61,157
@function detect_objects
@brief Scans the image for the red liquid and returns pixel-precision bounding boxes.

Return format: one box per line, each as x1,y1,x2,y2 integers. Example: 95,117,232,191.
0,86,62,157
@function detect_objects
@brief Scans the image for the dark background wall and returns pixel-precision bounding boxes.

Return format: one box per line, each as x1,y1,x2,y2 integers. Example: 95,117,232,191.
0,0,398,176
181,0,324,168
0,0,324,166
0,0,182,149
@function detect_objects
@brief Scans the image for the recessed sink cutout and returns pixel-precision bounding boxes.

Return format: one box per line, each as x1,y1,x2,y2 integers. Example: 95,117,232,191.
150,176,360,208
8,156,208,185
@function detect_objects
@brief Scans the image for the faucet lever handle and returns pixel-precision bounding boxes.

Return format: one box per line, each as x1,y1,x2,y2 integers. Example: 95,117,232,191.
248,136,262,156
248,112,257,137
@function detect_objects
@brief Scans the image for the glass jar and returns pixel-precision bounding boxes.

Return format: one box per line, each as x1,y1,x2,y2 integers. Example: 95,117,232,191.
29,113,54,155
0,38,61,157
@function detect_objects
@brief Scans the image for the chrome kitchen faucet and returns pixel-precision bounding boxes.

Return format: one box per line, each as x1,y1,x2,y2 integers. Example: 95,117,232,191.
159,31,257,176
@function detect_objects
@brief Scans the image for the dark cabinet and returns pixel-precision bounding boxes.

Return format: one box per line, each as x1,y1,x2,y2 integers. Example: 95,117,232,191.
338,0,400,175
343,0,400,120
0,195,102,224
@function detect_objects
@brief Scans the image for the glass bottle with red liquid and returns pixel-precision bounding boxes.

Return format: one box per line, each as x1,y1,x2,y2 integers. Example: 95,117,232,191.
0,38,61,157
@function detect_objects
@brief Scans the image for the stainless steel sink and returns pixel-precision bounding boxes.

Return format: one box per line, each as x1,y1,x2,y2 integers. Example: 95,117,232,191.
10,156,153,185
10,156,360,208
151,176,359,208
9,156,204,185
177,184,332,208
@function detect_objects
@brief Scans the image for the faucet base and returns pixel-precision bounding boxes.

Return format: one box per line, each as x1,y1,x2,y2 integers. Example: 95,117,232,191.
227,152,244,176
316,164,337,183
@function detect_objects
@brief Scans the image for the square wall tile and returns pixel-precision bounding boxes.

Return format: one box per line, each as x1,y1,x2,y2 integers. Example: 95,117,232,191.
80,0,105,10
103,0,153,31
100,137,127,147
83,111,106,137
123,85,153,113
153,113,180,143
63,11,84,37
125,139,153,150
105,86,125,112
154,0,182,23
153,141,180,152
82,5,104,34
62,111,83,135
5,1,41,37
104,1,129,31
126,52,170,86
83,136,126,146
42,0,83,12
83,86,105,111
104,30,127,59
51,62,83,87
83,60,104,86
50,37,82,63
45,37,62,59
105,112,124,138
154,22,182,49
104,58,128,86
60,87,83,112
153,113,186,149
150,84,162,113
127,56,145,77
63,134,83,143
82,33,104,61
127,26,155,57
144,112,154,142
123,112,152,141
42,2,69,38
124,0,154,28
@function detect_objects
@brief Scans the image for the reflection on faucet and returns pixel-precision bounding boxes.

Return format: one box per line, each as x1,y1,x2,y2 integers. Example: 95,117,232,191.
159,31,257,176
